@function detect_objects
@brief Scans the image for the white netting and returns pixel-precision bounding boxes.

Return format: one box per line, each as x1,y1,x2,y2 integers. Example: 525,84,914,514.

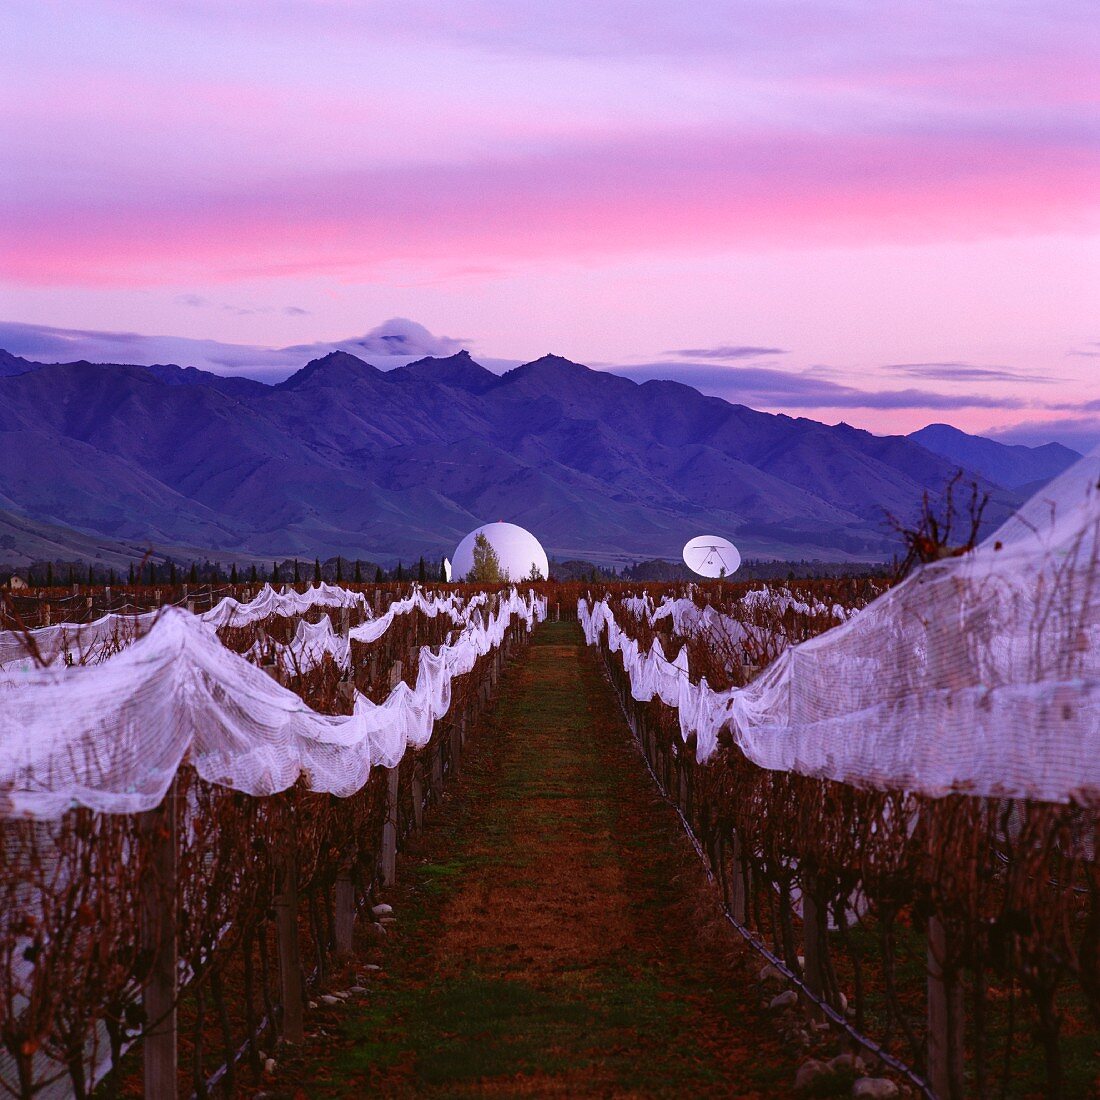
584,451,1100,803
199,581,370,628
347,590,469,647
0,582,376,672
0,589,546,819
255,590,475,675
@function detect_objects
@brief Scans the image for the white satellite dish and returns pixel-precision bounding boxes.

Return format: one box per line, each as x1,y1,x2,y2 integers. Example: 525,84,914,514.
443,557,452,582
683,535,741,579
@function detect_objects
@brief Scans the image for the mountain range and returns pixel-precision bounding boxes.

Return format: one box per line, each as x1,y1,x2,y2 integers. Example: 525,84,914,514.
0,348,1080,568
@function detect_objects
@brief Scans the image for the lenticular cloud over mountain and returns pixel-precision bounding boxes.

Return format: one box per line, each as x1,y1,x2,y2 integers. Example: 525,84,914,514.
0,317,470,382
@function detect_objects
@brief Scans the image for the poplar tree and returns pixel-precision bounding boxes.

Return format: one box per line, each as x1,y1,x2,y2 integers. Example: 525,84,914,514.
468,533,505,583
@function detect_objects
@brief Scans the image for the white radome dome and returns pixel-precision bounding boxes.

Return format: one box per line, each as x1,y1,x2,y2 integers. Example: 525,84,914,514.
451,522,548,582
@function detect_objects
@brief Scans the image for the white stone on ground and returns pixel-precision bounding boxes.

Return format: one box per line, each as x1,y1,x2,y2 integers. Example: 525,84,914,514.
853,1078,899,1099
794,1059,830,1092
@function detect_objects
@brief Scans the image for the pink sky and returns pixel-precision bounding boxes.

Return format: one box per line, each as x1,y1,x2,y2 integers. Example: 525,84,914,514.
3,0,1098,444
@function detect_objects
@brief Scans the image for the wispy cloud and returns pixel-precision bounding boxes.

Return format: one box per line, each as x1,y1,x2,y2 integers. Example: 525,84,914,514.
665,345,787,360
174,294,311,317
611,361,1032,410
988,415,1100,454
886,362,1060,383
1068,343,1100,359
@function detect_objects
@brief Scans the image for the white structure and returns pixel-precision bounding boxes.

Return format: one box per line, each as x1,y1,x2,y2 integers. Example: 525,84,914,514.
451,522,548,582
682,535,741,579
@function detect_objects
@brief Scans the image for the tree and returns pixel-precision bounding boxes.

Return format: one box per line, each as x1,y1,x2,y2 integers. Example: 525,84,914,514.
314,558,322,583
169,561,178,585
395,562,405,582
272,561,279,584
374,565,384,583
525,563,544,582
230,563,239,584
108,569,117,585
87,564,95,586
468,532,506,583
888,471,989,580
439,558,448,582
250,563,257,583
293,559,301,584
128,562,135,586
354,560,362,583
336,558,343,583
189,562,199,584
417,556,427,583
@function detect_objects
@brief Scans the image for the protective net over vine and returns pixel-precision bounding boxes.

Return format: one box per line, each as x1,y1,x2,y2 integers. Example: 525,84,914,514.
0,589,545,819
0,581,374,671
584,450,1100,803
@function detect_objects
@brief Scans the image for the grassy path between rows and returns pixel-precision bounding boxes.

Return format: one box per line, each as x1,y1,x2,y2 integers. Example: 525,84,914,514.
272,621,795,1097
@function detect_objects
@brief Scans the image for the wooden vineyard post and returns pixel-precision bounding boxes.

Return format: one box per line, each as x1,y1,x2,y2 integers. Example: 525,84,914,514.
381,763,401,886
381,659,404,886
729,831,748,925
927,914,964,1099
140,781,178,1100
450,714,463,780
802,877,824,1002
275,799,304,1043
410,764,425,831
333,873,355,956
431,739,444,795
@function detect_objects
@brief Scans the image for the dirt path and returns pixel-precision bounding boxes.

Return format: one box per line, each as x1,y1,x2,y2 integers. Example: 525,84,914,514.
274,621,796,1097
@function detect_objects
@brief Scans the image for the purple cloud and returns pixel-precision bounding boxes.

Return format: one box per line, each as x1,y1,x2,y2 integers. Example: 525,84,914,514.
0,318,468,381
666,345,787,360
1069,343,1100,358
887,362,1060,383
613,361,1032,410
988,416,1100,454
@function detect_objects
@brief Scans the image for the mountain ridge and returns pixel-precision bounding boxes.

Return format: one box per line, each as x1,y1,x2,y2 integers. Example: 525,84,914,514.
0,346,1045,565
908,422,1080,489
